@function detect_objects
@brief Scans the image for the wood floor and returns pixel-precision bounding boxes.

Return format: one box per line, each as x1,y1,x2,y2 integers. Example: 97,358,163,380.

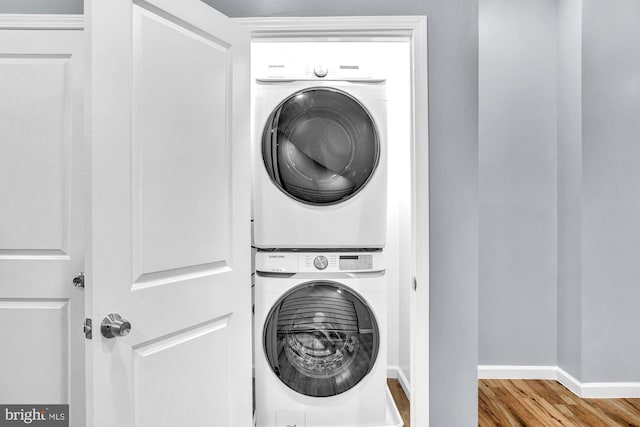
479,379,640,426
388,378,410,427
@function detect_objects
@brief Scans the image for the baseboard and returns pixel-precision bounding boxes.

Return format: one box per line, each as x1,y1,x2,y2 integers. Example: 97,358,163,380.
387,365,411,401
555,367,582,397
387,366,399,379
396,367,411,401
580,381,640,399
480,365,640,398
478,365,557,380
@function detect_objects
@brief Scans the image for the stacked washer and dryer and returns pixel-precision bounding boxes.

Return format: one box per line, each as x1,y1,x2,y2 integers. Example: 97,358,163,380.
253,62,396,427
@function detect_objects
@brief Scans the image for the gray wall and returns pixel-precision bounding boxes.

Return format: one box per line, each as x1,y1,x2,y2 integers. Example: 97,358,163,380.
581,0,640,383
209,1,479,425
479,0,558,366
557,0,583,380
483,0,640,385
0,0,82,13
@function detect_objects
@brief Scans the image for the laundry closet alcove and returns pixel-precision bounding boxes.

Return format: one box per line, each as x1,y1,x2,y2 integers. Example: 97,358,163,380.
0,9,428,427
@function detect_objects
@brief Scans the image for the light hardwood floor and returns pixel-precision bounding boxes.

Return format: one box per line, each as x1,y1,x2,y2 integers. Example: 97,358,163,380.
388,378,410,427
479,379,640,426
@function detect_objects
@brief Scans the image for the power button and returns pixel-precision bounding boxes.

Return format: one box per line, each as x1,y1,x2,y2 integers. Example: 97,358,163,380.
314,65,328,78
313,255,329,270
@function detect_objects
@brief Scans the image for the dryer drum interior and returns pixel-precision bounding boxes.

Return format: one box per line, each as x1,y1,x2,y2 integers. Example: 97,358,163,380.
262,87,380,205
263,282,380,397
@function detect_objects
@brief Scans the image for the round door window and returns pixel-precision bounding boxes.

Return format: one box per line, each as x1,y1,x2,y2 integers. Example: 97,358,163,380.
263,282,379,397
262,87,380,205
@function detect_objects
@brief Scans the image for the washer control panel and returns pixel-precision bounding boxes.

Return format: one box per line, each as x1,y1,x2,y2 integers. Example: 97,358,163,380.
256,252,384,273
302,254,377,272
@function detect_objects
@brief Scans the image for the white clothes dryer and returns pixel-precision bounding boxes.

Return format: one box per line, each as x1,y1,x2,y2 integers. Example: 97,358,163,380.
253,63,387,249
254,251,388,427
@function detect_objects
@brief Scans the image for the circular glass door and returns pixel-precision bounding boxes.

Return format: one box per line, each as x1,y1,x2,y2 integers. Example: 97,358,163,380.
263,282,379,397
262,87,380,205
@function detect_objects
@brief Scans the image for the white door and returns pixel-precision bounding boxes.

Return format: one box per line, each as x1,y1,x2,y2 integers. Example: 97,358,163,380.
0,26,85,426
86,0,251,426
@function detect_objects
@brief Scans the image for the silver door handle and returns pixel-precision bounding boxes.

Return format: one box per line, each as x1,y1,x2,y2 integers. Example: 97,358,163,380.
101,313,132,338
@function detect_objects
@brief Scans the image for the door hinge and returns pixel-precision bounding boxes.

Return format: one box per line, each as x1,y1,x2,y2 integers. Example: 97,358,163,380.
73,272,85,288
84,318,92,339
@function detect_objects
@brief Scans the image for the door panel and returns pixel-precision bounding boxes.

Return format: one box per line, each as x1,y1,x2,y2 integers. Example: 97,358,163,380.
0,57,70,256
132,3,232,279
0,29,85,425
0,300,69,402
87,0,251,426
132,315,231,427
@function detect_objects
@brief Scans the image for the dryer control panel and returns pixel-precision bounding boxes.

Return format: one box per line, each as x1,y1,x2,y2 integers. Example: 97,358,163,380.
256,251,385,273
256,63,385,82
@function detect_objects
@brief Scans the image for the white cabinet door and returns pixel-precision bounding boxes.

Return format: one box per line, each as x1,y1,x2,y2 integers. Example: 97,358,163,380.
86,0,251,426
0,27,85,426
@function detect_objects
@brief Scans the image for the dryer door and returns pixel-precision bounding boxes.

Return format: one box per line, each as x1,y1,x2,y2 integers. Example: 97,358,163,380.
263,281,379,397
262,87,380,205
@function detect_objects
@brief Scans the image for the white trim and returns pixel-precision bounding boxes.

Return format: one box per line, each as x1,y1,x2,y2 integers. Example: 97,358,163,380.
387,366,412,401
387,366,399,379
236,16,429,427
408,15,429,427
478,365,557,380
581,382,640,399
556,367,583,397
0,14,83,30
480,365,640,398
234,15,426,39
398,367,412,402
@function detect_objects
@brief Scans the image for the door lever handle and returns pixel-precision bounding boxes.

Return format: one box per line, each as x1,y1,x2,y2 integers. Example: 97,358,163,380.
101,313,132,338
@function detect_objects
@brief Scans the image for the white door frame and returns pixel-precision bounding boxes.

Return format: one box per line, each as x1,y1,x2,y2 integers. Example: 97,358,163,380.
234,16,430,427
0,13,83,30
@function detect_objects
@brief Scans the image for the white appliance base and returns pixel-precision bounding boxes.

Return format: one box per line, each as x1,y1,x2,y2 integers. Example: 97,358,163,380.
253,387,404,427
380,386,404,427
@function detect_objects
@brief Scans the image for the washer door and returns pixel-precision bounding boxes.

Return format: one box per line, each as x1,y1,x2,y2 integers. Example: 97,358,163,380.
263,282,379,397
262,87,380,205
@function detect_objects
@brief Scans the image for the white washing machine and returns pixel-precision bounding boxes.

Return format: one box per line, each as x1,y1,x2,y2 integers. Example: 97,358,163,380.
253,63,387,249
254,251,388,427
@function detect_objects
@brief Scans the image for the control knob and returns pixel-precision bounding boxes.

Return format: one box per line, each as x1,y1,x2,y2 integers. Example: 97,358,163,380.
314,65,328,78
313,255,329,270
